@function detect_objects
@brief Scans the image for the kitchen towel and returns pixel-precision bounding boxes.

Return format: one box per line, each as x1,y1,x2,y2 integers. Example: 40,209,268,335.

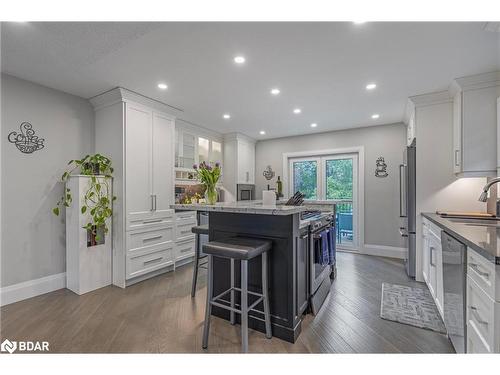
327,227,336,265
320,230,330,265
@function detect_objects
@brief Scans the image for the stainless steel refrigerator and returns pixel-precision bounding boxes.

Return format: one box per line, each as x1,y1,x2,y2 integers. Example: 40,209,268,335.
399,139,416,278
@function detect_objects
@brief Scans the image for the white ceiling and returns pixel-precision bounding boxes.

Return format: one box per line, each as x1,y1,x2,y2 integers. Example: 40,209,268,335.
2,22,499,139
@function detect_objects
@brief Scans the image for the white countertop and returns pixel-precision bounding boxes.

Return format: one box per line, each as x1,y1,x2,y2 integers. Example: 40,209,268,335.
171,200,306,215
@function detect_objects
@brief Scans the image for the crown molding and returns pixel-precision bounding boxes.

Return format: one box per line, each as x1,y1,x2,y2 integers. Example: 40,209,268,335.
223,132,256,144
89,87,181,118
408,90,452,108
403,98,415,125
449,71,500,96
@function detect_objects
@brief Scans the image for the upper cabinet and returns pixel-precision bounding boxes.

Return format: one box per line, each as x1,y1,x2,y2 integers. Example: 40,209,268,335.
174,125,224,182
450,72,500,177
223,133,256,200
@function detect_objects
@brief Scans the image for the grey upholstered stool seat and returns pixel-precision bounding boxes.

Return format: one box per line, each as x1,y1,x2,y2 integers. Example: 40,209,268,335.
203,237,271,260
190,224,210,297
202,237,273,353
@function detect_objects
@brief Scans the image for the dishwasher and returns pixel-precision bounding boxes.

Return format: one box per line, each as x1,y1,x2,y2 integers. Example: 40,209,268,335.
441,231,467,353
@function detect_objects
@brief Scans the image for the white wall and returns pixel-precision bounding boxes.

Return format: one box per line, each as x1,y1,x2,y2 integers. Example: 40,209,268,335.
1,74,95,288
255,123,407,250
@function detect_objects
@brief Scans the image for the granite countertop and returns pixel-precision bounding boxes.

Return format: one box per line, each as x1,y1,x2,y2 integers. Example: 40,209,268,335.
171,200,307,215
422,213,500,265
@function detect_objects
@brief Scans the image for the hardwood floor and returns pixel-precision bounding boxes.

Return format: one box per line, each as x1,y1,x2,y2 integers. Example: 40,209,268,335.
0,252,454,353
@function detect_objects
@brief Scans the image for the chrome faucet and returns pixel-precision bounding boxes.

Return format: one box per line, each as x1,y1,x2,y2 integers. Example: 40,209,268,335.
478,177,500,216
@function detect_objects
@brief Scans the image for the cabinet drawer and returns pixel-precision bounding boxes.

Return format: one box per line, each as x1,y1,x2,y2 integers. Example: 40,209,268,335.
467,247,498,300
176,211,197,222
467,318,491,353
126,226,174,255
126,246,174,279
466,275,498,352
176,238,195,261
176,221,196,240
127,209,174,231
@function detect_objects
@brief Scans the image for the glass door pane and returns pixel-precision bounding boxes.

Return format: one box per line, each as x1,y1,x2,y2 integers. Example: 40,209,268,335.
198,137,209,164
292,160,318,200
325,156,355,247
210,141,222,164
182,133,196,168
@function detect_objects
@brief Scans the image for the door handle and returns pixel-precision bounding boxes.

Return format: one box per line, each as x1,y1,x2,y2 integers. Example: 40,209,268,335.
454,150,460,167
469,263,489,278
399,164,407,217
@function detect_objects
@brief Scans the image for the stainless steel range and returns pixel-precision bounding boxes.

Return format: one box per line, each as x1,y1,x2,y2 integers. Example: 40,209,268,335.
299,210,337,315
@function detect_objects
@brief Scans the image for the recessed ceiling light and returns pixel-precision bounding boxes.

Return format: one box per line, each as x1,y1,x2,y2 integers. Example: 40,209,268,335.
366,83,377,90
293,108,302,114
234,56,245,64
310,123,318,128
270,88,280,95
353,21,366,24
223,114,231,119
371,114,380,119
259,130,266,135
157,83,168,90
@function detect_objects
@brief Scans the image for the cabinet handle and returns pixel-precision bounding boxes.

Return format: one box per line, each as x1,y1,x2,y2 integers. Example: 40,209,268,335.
151,195,154,211
143,257,163,265
143,219,162,224
180,246,193,253
143,235,162,242
470,306,488,326
469,263,489,278
154,194,157,211
429,246,435,267
246,171,249,182
454,150,460,167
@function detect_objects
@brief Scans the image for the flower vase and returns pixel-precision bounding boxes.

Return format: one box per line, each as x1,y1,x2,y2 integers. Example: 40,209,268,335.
204,185,218,205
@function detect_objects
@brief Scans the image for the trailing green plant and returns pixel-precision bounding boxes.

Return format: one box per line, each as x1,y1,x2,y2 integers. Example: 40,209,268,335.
53,154,116,242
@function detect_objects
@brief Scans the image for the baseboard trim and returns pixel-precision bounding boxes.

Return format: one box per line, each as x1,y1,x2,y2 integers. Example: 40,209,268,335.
361,244,406,259
0,272,66,307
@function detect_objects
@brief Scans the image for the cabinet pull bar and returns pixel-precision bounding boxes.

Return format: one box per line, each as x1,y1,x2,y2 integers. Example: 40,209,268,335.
143,257,163,265
470,306,488,325
143,235,162,242
469,263,489,278
143,219,162,224
151,195,154,211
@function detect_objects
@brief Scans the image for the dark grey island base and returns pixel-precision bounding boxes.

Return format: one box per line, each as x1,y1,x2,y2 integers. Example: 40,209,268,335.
207,211,307,343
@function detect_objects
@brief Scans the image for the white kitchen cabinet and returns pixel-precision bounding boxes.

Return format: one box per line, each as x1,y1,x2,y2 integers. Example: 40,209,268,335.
450,72,500,177
92,88,176,287
422,217,444,318
466,247,500,353
237,139,255,184
223,133,256,201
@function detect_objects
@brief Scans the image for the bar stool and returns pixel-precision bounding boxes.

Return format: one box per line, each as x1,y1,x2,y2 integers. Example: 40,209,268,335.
191,224,209,297
202,237,272,353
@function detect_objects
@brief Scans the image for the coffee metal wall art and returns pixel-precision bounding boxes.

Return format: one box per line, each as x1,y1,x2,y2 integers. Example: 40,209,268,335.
8,122,45,154
375,157,388,178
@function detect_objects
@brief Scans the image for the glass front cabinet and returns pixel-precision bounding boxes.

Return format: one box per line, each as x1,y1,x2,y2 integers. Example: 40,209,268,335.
175,128,223,182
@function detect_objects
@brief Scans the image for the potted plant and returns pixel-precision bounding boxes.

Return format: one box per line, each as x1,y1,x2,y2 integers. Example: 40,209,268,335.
53,154,116,242
193,161,221,205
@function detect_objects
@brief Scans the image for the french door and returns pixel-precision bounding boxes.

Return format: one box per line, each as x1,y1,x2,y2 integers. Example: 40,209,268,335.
289,153,358,248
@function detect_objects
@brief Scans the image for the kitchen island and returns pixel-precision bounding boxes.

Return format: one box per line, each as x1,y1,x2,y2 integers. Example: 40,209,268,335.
171,200,334,343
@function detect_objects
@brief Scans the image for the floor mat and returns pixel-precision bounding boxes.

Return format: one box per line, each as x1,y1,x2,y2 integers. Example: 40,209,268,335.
380,282,446,333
